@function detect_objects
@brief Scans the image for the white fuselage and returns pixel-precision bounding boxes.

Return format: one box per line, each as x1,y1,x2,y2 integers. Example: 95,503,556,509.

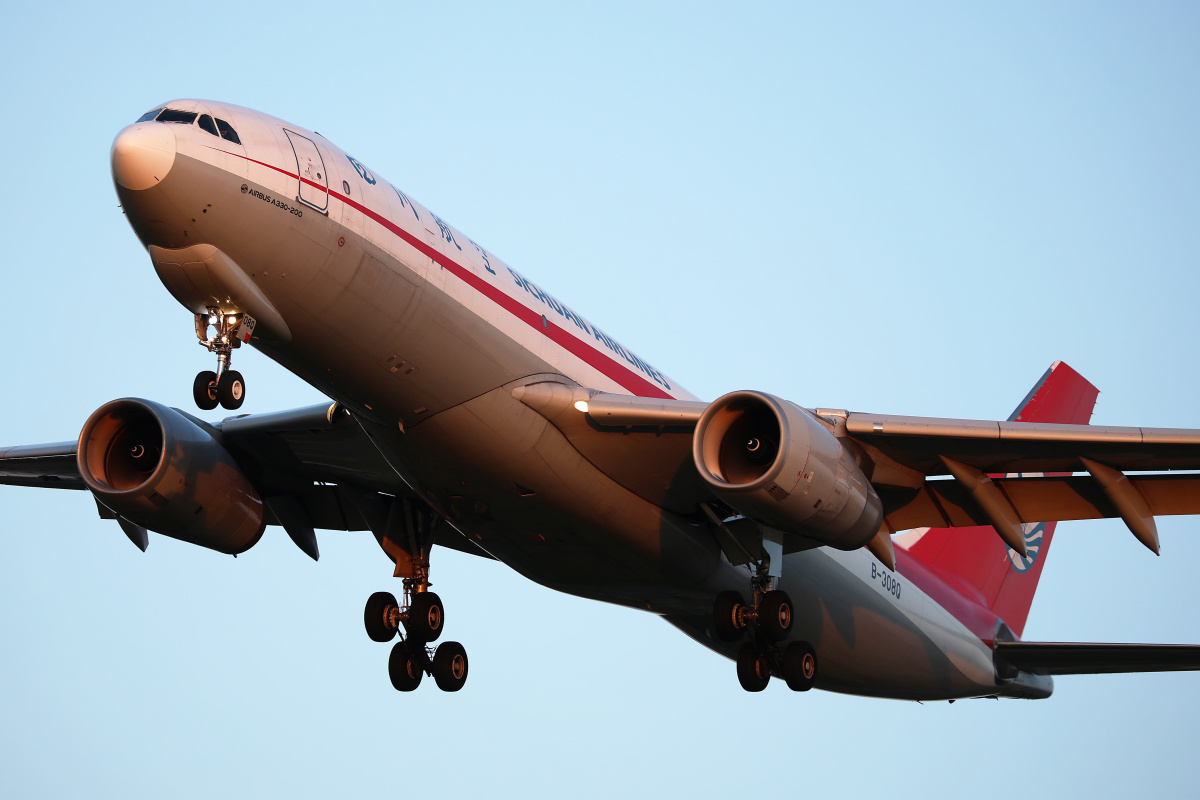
112,99,1015,701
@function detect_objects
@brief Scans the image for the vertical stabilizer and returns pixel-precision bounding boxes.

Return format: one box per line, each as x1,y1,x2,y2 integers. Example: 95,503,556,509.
896,362,1099,638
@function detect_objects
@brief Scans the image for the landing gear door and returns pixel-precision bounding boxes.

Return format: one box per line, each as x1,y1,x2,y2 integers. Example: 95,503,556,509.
283,129,329,213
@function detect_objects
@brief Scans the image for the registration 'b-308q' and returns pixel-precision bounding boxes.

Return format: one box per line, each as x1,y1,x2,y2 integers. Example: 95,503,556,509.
6,99,1200,698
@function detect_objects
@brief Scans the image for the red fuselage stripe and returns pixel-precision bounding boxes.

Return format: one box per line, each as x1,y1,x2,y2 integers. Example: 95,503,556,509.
218,148,672,399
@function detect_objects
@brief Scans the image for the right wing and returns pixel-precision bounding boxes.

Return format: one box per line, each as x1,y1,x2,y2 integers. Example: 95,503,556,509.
844,411,1200,548
513,367,1200,556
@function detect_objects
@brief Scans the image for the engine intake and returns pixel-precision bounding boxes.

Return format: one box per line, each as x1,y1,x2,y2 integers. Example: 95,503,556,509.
77,398,265,554
693,391,882,550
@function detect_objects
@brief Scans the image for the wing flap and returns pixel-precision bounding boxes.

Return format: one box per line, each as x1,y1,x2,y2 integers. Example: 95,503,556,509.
996,641,1200,675
883,474,1200,532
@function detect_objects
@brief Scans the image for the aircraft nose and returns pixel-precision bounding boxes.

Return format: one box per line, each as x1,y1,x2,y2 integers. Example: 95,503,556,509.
111,123,176,191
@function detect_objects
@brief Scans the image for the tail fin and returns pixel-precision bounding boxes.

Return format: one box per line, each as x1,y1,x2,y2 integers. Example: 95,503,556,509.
896,361,1099,638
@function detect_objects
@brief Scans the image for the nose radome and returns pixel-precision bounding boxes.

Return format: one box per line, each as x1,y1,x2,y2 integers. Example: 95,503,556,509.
111,123,176,191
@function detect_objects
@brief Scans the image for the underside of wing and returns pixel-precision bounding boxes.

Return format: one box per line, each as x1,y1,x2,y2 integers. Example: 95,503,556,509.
880,474,1200,531
995,641,1200,675
848,412,1200,554
0,401,492,562
512,362,1200,561
0,442,85,489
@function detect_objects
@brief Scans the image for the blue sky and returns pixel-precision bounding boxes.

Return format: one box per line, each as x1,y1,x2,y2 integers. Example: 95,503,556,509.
2,2,1200,797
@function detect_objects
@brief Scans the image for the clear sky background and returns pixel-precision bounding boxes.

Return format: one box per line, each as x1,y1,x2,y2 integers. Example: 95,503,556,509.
2,2,1199,797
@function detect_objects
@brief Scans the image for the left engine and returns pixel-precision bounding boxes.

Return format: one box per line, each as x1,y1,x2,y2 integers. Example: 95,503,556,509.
76,398,265,554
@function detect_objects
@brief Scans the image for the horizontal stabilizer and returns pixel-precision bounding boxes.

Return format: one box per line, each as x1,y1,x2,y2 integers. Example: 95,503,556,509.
996,641,1200,675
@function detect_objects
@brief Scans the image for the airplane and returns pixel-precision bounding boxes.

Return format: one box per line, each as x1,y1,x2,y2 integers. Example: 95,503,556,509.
3,98,1200,698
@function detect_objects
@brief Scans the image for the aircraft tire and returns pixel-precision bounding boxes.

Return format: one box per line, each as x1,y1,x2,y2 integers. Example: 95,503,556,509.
388,641,423,691
432,641,469,692
782,641,817,692
218,370,246,410
758,590,794,643
713,590,747,642
193,371,219,411
364,591,400,642
405,591,444,643
736,642,770,692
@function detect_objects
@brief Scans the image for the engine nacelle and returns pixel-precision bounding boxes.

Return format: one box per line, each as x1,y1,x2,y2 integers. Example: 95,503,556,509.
692,391,883,550
77,398,265,554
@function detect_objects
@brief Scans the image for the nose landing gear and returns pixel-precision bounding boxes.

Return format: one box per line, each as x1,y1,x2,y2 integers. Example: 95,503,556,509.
192,307,249,410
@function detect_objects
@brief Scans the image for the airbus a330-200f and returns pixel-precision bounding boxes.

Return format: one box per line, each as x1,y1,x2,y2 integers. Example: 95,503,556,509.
5,100,1200,698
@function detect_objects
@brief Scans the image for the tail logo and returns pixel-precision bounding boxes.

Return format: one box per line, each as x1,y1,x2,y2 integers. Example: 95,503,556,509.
1006,522,1046,573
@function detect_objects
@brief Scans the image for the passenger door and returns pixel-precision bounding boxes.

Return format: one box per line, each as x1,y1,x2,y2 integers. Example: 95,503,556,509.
283,129,329,212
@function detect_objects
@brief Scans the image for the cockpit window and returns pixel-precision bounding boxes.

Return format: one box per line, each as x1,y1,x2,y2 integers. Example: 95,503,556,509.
156,108,198,124
134,107,241,143
215,118,241,145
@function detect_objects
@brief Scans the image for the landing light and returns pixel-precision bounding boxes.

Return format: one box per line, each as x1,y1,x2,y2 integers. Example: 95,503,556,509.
574,400,589,413
227,315,237,325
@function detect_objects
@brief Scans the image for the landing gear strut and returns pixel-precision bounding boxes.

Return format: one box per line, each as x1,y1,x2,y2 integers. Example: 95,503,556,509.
361,497,469,693
714,562,817,692
192,307,249,411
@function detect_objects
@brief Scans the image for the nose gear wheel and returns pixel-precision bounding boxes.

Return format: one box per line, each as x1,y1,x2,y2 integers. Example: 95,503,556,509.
193,307,249,410
192,370,219,411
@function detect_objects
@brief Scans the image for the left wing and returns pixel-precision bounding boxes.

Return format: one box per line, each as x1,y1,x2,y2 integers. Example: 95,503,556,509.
0,402,493,561
0,442,85,489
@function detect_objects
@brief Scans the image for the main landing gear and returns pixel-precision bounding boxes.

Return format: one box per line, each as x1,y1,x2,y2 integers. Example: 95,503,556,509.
365,588,468,692
192,307,248,411
713,566,818,692
361,501,468,692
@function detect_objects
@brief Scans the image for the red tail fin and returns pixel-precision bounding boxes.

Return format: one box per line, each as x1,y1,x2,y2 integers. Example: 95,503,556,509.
896,362,1099,638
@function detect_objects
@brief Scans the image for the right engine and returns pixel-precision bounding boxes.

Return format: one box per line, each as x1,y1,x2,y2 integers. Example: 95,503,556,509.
692,391,883,551
77,398,265,554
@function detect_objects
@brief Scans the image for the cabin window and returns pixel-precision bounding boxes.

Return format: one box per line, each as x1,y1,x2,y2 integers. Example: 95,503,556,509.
197,115,219,137
156,108,198,124
136,108,163,123
343,180,351,195
215,118,241,145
